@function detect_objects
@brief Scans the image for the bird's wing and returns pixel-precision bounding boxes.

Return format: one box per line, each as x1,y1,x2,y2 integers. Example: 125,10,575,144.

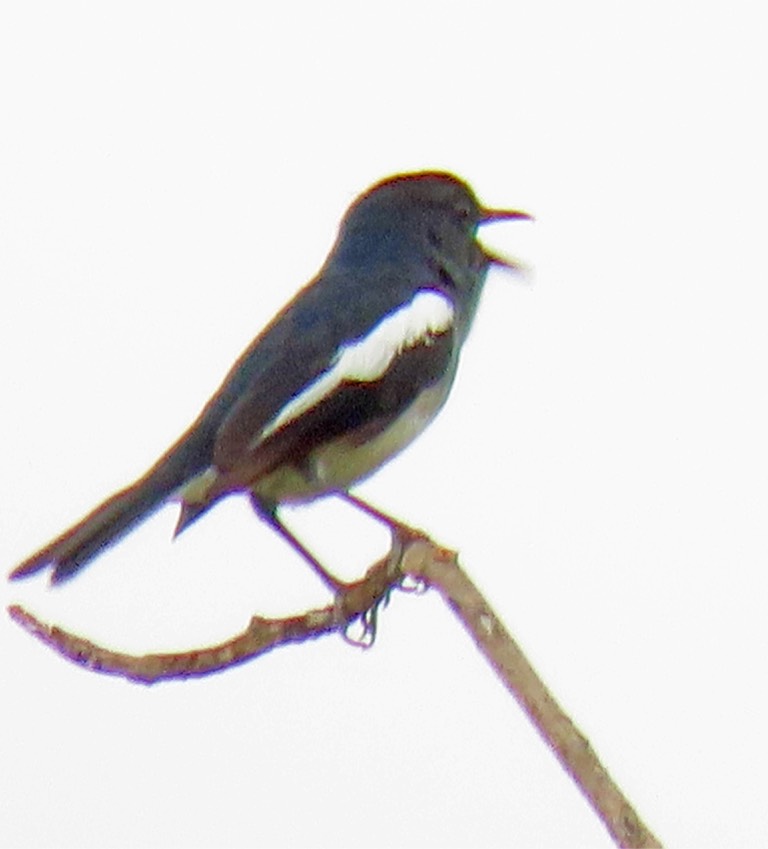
205,267,449,454
183,280,457,507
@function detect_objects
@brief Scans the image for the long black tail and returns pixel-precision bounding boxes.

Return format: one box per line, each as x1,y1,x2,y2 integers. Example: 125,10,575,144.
10,424,215,584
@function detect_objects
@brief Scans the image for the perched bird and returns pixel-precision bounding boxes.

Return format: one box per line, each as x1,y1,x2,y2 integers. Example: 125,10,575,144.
10,171,531,589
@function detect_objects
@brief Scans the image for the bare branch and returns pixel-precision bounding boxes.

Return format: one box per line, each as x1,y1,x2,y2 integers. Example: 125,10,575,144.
8,533,661,847
401,540,662,849
7,534,408,684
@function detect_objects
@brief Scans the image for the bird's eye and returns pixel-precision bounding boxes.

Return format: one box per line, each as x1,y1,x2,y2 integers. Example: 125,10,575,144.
455,204,473,223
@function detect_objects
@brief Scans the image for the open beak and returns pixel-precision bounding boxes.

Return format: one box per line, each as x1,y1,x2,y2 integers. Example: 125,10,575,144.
481,207,534,224
479,207,533,272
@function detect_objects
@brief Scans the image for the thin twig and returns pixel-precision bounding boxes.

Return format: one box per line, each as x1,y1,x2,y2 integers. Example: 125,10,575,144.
8,534,662,847
7,539,405,684
400,540,662,849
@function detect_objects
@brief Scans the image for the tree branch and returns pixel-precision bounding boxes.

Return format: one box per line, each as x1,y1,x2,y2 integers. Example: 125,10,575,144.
7,532,662,848
7,534,408,683
400,540,662,849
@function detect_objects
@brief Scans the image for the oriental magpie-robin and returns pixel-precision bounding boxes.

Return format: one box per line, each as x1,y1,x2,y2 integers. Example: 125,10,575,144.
10,171,531,589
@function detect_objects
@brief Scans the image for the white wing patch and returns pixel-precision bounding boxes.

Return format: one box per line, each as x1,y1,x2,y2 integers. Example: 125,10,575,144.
260,289,454,441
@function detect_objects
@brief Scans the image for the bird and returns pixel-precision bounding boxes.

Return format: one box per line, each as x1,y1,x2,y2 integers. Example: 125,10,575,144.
9,171,531,590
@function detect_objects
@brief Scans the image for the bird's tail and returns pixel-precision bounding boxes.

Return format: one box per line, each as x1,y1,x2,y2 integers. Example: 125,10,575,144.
10,425,215,584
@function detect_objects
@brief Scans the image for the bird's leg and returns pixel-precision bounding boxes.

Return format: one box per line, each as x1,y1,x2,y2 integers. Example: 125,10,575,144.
249,495,346,594
338,491,419,538
339,491,429,594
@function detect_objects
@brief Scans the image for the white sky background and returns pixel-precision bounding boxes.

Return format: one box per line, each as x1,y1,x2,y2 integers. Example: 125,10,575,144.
1,3,766,847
